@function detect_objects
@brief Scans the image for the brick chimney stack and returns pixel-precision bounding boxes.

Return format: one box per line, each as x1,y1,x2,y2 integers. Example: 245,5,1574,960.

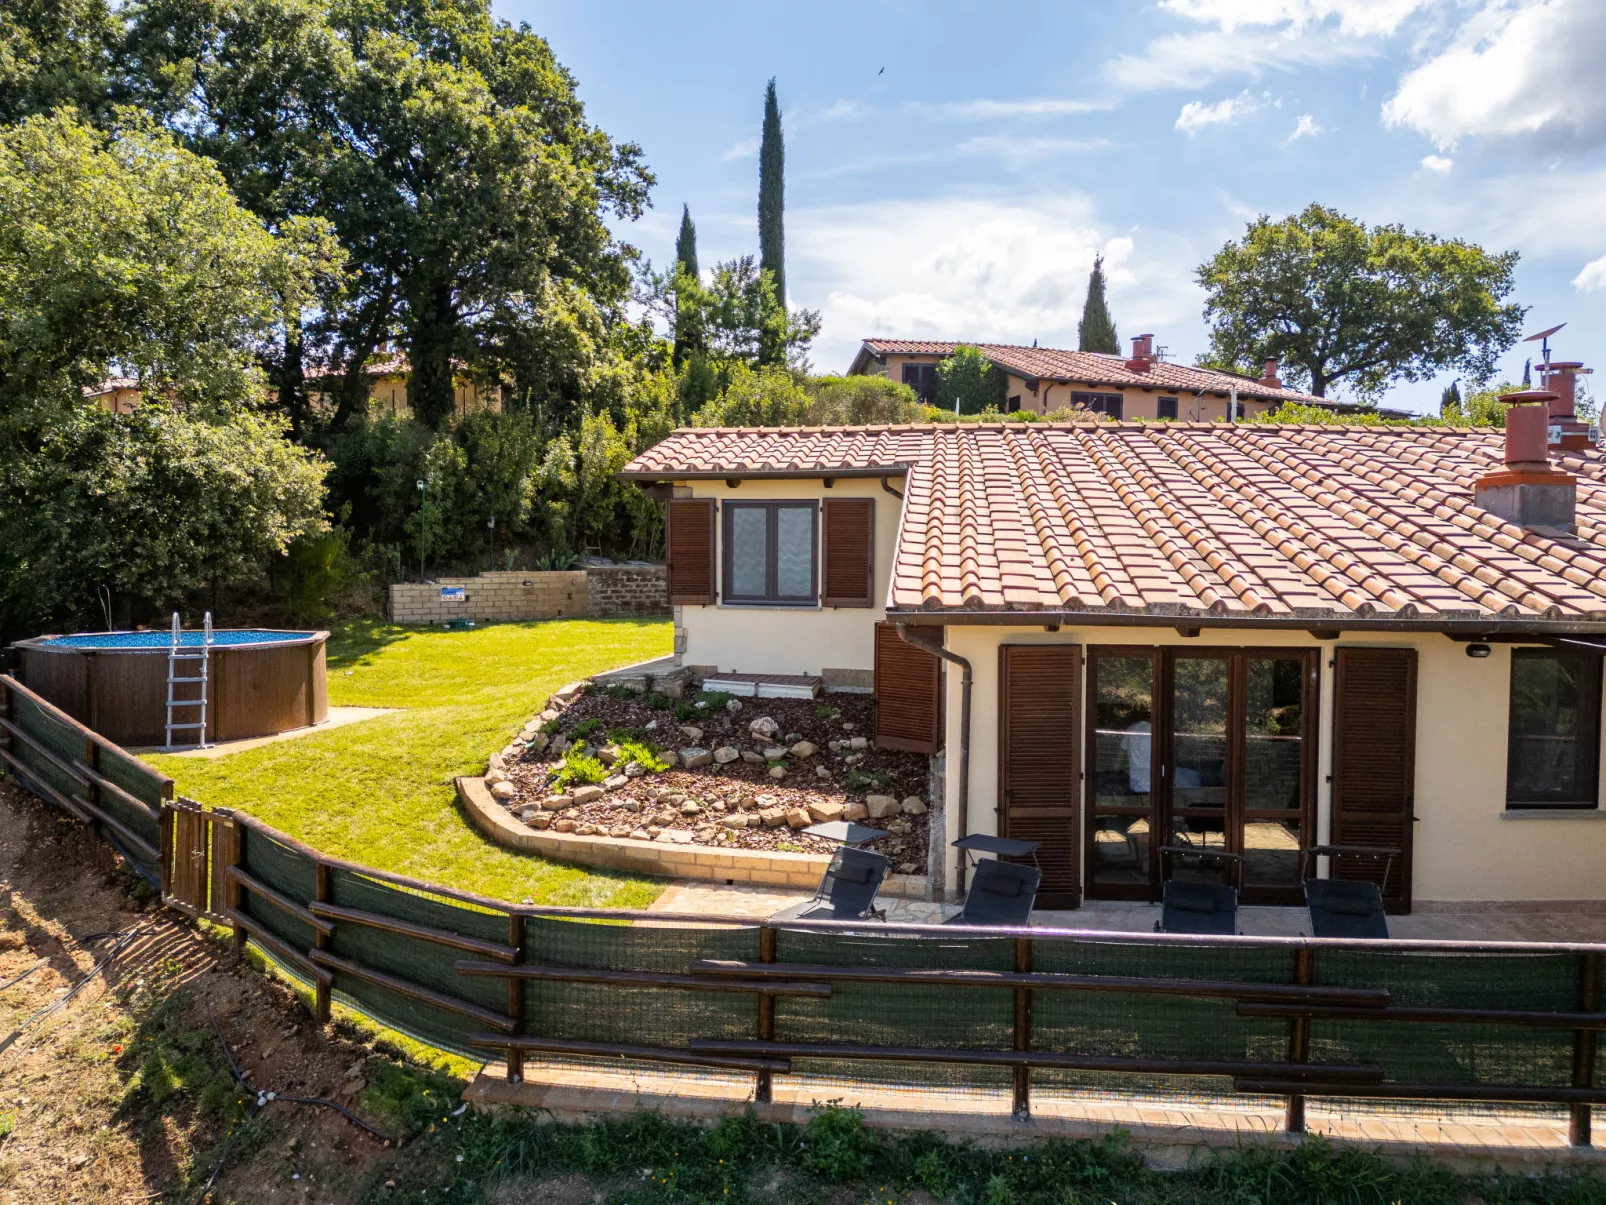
1125,334,1154,374
1258,358,1282,388
1474,389,1577,531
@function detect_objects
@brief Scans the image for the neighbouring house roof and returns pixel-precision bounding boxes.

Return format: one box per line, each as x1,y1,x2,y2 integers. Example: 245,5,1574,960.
83,377,139,398
304,354,411,382
622,422,1606,630
850,338,1390,412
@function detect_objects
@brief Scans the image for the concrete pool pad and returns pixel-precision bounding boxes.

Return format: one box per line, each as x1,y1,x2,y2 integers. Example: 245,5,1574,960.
131,706,397,759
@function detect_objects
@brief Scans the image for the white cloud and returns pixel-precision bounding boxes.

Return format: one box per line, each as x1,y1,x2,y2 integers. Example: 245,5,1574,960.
914,97,1110,120
1176,91,1266,133
1159,0,1427,37
720,137,760,162
1574,253,1606,292
952,135,1112,167
1282,113,1322,144
1420,153,1454,172
1383,0,1606,151
788,195,1205,372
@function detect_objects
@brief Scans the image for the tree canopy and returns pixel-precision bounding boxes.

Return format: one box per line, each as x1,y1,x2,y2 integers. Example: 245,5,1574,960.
936,345,1007,415
1077,255,1119,354
758,75,785,355
1195,203,1526,400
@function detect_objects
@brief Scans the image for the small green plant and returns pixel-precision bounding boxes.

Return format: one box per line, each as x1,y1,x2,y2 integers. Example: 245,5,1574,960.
537,717,561,736
551,745,607,788
569,718,605,740
535,548,581,571
607,726,646,744
604,684,641,700
815,704,839,717
843,770,893,792
800,1102,876,1182
643,692,672,711
697,689,734,709
617,740,669,773
672,700,700,722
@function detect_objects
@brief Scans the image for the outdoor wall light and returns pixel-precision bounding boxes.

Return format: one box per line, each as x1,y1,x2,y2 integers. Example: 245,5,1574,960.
1465,643,1493,659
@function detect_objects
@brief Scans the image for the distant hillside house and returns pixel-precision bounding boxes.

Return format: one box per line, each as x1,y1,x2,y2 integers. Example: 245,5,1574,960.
848,336,1404,421
302,352,504,422
85,378,142,415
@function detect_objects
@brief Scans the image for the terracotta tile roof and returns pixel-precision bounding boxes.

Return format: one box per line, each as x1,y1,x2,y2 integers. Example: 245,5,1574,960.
623,423,1606,626
859,339,1343,405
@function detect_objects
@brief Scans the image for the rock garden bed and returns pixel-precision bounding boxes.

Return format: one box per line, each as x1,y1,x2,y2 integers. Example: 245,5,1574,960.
484,682,932,875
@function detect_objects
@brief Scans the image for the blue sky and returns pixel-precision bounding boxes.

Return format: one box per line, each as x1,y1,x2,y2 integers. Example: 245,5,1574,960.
507,0,1606,414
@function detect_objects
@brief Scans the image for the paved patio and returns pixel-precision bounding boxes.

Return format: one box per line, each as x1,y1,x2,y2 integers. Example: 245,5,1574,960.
649,880,1606,942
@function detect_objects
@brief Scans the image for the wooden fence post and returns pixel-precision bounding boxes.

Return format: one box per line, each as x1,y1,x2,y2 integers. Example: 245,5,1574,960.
755,924,776,1106
506,913,527,1083
221,810,246,953
158,802,175,901
82,736,101,847
1013,936,1033,1119
1572,951,1602,1146
1285,947,1314,1135
313,862,333,1025
0,680,11,763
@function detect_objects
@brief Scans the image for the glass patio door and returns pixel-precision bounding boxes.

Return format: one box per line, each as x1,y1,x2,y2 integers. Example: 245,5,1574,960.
1085,647,1316,905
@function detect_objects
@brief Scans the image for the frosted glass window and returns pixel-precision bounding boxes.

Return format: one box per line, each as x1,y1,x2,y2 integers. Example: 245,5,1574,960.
729,507,768,598
722,502,816,605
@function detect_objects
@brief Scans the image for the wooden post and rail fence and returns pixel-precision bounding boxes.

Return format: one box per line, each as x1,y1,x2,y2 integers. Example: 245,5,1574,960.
2,672,1603,1140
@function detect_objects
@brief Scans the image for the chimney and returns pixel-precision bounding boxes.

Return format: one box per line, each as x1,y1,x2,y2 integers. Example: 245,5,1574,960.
1474,389,1577,531
1125,333,1154,374
1539,360,1595,450
1259,358,1282,388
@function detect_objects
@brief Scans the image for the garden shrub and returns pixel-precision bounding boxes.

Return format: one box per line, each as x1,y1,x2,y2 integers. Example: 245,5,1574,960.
696,689,735,710
552,745,607,788
603,684,641,700
617,740,668,773
799,1103,876,1182
569,718,604,740
843,770,892,792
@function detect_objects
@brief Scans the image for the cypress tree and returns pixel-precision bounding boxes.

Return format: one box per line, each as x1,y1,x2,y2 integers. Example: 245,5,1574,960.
758,78,785,330
673,204,700,367
1077,255,1120,354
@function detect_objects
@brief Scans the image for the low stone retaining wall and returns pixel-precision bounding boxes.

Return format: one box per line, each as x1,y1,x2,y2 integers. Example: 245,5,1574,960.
457,775,926,897
388,565,667,624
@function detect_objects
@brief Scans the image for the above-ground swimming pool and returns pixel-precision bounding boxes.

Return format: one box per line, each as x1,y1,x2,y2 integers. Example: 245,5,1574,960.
11,627,329,747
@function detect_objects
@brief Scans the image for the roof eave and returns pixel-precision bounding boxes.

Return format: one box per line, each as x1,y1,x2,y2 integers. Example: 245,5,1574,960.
884,608,1606,637
618,465,913,483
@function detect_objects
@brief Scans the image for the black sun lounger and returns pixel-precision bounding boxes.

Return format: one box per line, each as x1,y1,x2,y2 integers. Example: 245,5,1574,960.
1301,845,1398,939
946,835,1043,926
1155,846,1242,935
772,829,891,922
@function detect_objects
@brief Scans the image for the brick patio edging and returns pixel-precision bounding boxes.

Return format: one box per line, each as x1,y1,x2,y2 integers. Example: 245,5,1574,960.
456,775,927,896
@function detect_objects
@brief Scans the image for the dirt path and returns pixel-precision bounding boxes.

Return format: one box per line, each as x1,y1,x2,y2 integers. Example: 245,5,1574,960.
0,780,449,1203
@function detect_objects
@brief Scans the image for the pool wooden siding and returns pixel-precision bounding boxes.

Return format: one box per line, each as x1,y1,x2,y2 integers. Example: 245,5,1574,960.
13,631,329,746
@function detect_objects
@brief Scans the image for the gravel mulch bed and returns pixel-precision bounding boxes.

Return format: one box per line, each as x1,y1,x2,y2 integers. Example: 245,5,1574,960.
495,688,932,874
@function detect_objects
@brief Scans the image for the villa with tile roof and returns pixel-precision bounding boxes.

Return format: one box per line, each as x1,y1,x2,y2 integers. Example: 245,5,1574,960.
621,367,1606,912
848,335,1409,420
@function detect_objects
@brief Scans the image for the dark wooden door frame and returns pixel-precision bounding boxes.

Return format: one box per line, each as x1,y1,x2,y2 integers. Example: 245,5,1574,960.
1081,646,1163,903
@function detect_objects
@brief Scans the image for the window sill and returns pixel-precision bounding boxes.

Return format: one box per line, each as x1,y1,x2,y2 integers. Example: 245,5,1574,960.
1499,808,1606,820
717,601,821,611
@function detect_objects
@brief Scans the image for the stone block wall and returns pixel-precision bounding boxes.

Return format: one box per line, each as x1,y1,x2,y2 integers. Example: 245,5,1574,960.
585,565,670,617
387,565,668,624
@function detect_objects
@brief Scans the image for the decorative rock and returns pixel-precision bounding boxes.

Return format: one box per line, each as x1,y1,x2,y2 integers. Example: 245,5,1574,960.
572,785,604,804
659,750,679,768
721,814,750,829
658,829,694,844
740,750,765,764
486,769,509,787
762,745,787,760
575,823,597,836
562,808,580,818
553,818,576,832
489,780,517,801
609,824,633,838
849,736,869,751
488,753,506,772
553,682,584,702
790,741,818,759
629,828,651,841
529,733,550,753
725,698,742,712
841,721,855,730
603,774,629,791
888,819,913,835
713,746,740,764
522,719,541,736
653,810,678,827
768,766,786,780
679,725,704,741
619,798,642,813
548,735,568,754
759,807,788,828
785,732,804,744
865,795,902,819
527,813,551,829
646,825,663,838
755,793,779,808
807,800,845,822
843,802,868,822
785,808,811,829
693,827,716,843
901,796,927,815
596,745,620,766
816,766,833,780
748,716,780,739
542,794,572,811
680,801,702,816
623,762,647,778
645,719,658,731
680,747,712,769
539,708,560,723
828,740,843,752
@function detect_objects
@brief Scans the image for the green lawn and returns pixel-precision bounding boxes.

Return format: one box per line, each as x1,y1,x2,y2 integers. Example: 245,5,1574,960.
143,617,672,907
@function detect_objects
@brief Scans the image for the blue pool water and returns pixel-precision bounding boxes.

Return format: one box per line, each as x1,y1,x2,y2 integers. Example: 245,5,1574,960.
41,630,312,650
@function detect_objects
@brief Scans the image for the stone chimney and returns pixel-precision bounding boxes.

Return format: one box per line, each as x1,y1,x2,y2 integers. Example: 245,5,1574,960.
1258,358,1283,388
1474,389,1577,530
1540,361,1595,451
1125,334,1154,374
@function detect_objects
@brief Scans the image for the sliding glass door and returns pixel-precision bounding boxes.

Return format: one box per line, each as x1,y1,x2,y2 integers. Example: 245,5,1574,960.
1084,647,1317,905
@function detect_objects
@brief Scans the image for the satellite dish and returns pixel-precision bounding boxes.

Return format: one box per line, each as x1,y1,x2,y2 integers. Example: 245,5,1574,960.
1523,323,1566,342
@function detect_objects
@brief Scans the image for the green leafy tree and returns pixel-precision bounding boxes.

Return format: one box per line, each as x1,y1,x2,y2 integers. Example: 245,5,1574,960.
1439,380,1461,417
757,76,785,360
806,375,925,425
1,407,328,632
672,204,702,368
1196,203,1526,400
1077,255,1120,354
0,0,115,122
689,364,809,427
936,345,1007,415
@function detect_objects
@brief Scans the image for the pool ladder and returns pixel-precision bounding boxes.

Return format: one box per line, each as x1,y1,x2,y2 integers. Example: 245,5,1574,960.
163,611,213,751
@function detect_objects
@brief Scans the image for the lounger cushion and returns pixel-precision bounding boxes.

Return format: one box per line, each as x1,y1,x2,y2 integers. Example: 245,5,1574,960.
1324,893,1380,916
1167,883,1219,914
834,862,876,885
982,875,1023,898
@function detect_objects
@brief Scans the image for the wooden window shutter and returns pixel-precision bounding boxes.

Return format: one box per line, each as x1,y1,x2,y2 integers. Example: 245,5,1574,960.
998,644,1080,909
665,498,716,605
1331,647,1417,912
873,622,940,753
821,498,875,607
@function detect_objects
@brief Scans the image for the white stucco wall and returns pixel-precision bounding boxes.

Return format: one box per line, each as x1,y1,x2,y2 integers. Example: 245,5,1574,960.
674,476,902,676
936,625,1606,905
